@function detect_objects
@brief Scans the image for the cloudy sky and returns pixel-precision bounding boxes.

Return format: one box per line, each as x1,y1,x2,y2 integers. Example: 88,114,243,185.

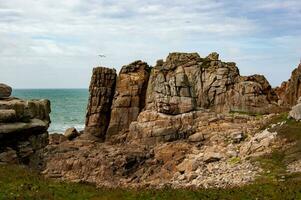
0,0,300,88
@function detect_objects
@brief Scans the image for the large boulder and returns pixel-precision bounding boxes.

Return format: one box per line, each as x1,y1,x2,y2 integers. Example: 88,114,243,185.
145,52,278,115
0,83,12,98
84,67,117,141
0,98,51,167
106,61,150,142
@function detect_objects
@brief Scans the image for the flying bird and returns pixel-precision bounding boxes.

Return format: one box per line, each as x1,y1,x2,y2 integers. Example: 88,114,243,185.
98,54,106,65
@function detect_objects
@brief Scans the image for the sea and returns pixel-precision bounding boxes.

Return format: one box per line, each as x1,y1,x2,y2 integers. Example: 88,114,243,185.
12,89,89,133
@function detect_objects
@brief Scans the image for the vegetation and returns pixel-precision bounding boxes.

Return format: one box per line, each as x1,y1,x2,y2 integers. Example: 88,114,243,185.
1,163,301,200
1,113,301,200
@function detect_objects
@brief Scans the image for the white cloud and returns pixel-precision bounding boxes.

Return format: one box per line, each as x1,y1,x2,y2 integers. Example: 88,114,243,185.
0,0,300,88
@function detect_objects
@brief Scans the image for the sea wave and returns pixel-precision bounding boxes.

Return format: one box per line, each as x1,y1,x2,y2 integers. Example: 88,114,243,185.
48,124,85,134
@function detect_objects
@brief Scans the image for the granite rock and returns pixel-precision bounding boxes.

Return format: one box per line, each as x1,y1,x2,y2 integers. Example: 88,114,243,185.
0,98,50,168
276,63,301,106
84,67,117,141
106,61,150,142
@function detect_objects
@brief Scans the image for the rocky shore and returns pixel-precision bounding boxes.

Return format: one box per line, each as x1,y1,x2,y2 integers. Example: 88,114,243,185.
1,51,301,189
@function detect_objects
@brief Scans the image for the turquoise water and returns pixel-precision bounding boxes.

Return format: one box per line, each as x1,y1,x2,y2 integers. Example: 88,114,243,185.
12,89,89,133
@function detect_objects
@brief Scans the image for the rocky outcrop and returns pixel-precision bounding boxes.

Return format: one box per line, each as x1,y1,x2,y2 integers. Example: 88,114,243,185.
42,51,287,189
146,52,278,115
276,63,301,106
0,97,50,167
106,61,150,142
83,52,279,144
84,67,117,141
0,83,12,98
126,52,278,144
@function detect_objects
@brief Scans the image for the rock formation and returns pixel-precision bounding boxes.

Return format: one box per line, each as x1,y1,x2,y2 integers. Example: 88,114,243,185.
84,67,117,141
0,83,12,98
146,52,278,115
106,61,150,142
42,51,292,189
0,97,51,167
83,52,279,144
275,63,301,106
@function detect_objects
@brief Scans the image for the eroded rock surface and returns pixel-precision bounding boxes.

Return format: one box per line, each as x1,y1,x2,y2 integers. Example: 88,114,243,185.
84,67,117,140
146,52,278,116
106,61,150,142
276,63,301,106
0,98,50,167
43,113,277,188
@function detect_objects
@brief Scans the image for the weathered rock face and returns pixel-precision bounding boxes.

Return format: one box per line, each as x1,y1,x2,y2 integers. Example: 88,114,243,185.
83,52,279,144
146,53,201,114
84,67,117,140
276,64,301,106
106,61,150,142
146,52,278,115
43,113,277,188
0,83,12,98
227,75,279,114
0,98,50,167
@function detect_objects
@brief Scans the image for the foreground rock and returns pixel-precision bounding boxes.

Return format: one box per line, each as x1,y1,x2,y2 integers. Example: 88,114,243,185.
43,112,276,188
0,97,50,167
0,83,12,98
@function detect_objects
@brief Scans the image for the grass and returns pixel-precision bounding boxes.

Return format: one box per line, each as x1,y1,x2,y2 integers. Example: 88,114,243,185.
254,113,301,183
1,164,301,200
1,113,301,200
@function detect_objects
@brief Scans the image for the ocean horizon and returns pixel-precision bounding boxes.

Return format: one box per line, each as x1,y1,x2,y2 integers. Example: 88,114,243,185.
12,88,89,133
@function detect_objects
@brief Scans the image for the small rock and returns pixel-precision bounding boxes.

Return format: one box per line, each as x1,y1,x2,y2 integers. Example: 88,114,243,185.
289,102,301,121
204,152,223,163
0,83,12,98
231,131,244,143
188,132,205,142
64,127,80,140
187,173,198,181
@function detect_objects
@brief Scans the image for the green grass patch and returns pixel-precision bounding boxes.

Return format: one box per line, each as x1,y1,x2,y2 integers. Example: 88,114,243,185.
255,113,301,183
1,164,301,200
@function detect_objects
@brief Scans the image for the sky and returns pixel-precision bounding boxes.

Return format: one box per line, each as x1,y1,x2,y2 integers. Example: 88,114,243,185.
0,0,300,88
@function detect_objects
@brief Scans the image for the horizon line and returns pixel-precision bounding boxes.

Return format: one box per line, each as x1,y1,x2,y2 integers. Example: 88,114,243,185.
13,88,88,90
